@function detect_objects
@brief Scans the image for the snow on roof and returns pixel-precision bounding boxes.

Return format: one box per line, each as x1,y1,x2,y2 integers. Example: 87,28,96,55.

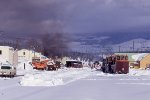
18,49,42,54
0,46,14,49
18,49,27,51
66,60,79,62
18,49,33,52
132,53,149,61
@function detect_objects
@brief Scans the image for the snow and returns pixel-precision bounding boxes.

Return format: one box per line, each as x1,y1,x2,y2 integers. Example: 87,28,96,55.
70,38,150,53
20,68,92,86
17,60,33,71
1,58,150,100
20,73,63,86
129,69,150,76
1,68,150,100
112,38,150,52
132,53,149,61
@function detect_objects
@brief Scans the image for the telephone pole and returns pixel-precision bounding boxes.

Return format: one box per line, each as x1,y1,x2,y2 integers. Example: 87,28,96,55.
133,41,135,52
15,38,21,50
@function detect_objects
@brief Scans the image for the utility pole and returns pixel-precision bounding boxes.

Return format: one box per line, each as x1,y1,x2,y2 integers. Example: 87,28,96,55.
133,40,135,52
15,38,20,50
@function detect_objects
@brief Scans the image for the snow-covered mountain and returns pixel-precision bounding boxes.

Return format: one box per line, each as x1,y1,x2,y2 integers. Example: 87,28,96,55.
70,38,150,53
112,38,150,52
70,32,150,53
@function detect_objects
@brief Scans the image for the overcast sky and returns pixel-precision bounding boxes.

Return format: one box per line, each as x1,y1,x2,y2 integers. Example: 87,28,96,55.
0,0,150,35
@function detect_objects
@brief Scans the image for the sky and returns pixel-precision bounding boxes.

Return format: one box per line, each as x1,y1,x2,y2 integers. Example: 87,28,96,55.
0,0,150,35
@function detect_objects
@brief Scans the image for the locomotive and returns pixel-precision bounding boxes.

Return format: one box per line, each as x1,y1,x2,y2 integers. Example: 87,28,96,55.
101,55,129,74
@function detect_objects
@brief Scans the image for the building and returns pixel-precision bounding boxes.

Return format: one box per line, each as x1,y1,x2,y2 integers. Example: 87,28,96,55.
132,53,150,69
13,50,18,67
18,49,48,62
115,53,150,69
0,46,18,66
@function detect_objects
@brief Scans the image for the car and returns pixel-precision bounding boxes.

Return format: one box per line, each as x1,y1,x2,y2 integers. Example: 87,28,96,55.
0,64,16,77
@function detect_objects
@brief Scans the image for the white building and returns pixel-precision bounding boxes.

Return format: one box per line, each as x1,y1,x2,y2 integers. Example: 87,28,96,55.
0,46,18,66
18,49,48,62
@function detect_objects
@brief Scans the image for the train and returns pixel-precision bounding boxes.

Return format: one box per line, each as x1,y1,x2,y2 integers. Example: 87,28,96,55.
101,55,129,74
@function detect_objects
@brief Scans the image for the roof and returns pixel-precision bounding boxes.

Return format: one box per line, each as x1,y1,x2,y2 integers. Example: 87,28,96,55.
0,46,14,49
18,49,31,52
18,49,41,54
132,53,149,61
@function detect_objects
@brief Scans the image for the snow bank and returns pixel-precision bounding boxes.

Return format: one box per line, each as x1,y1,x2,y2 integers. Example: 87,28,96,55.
129,69,150,76
20,74,63,86
20,67,92,86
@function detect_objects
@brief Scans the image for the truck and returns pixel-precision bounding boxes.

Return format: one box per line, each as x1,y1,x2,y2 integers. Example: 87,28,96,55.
0,64,16,77
32,59,61,71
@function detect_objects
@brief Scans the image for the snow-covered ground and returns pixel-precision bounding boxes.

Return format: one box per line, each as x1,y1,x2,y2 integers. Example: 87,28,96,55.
1,61,150,100
20,67,92,87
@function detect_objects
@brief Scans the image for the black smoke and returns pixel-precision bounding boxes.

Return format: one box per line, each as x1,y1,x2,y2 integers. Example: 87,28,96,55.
0,0,70,57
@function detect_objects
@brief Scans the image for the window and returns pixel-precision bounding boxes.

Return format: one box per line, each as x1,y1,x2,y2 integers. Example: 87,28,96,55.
1,66,11,69
23,52,25,55
117,56,120,60
0,50,2,55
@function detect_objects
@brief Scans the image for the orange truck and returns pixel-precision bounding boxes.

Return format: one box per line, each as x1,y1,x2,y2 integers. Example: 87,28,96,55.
32,60,49,70
32,59,61,71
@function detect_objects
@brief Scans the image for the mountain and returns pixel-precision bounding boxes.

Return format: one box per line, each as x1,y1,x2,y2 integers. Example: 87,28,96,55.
111,38,150,52
70,32,150,53
72,32,150,45
1,32,150,53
